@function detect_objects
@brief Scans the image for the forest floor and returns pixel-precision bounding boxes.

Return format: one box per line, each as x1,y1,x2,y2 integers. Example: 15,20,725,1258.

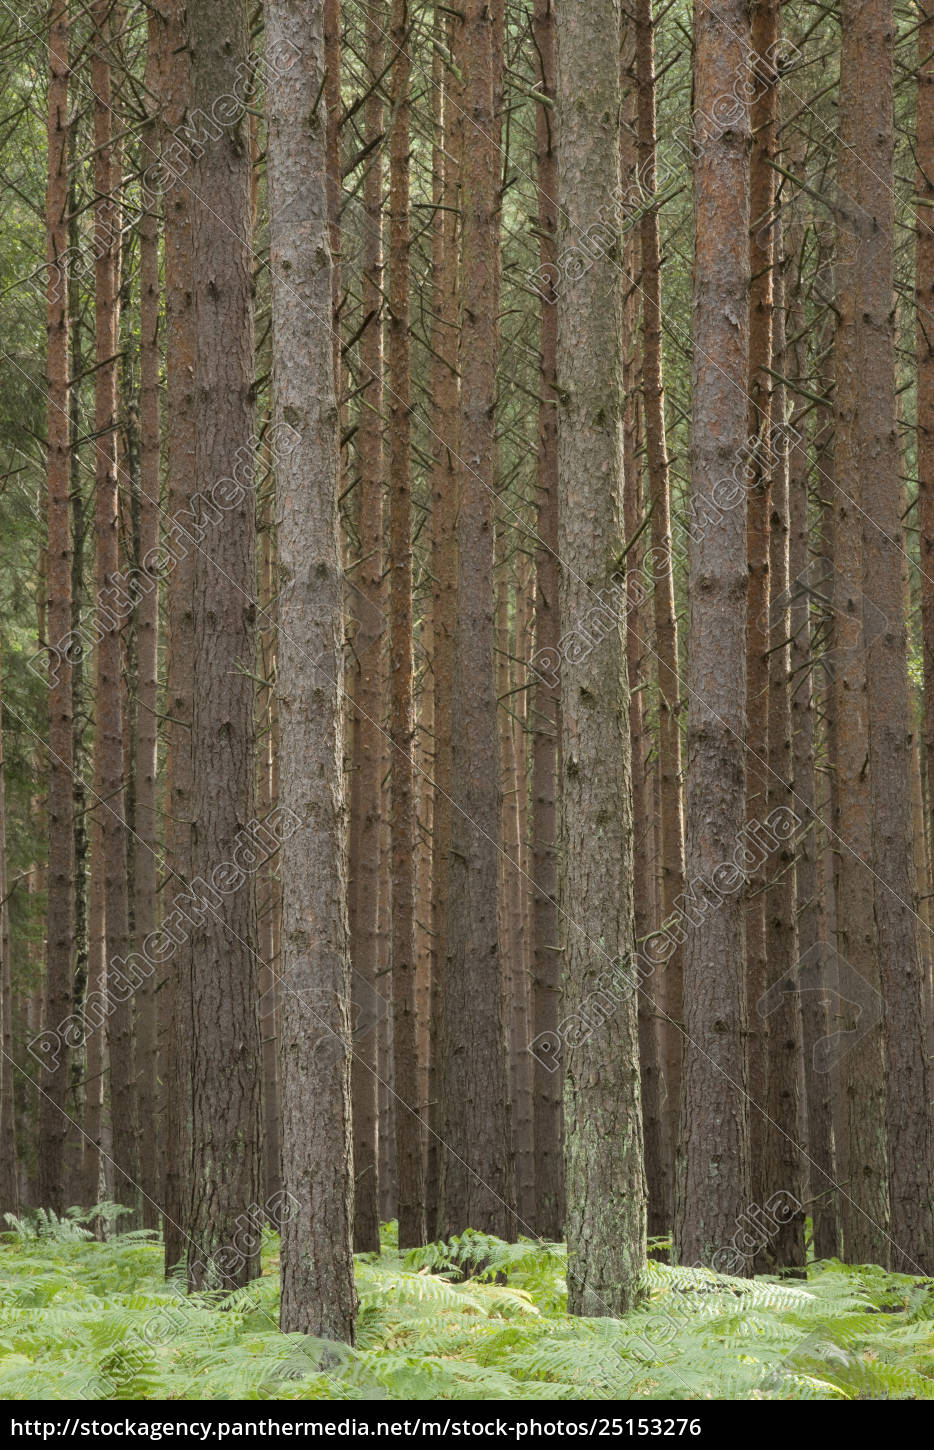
1,1213,933,1399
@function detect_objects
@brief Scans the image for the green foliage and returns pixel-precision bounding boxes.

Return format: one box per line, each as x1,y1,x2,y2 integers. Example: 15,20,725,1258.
1,1222,933,1400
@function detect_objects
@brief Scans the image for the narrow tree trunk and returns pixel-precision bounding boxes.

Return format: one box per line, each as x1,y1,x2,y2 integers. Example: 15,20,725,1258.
155,0,195,1276
0,632,17,1216
349,0,386,1258
761,250,806,1269
635,0,684,1196
425,7,460,1237
186,0,263,1290
38,0,73,1216
744,0,779,1206
90,0,138,1223
387,0,424,1249
439,0,513,1239
555,0,646,1315
266,0,357,1341
674,0,752,1269
530,0,563,1241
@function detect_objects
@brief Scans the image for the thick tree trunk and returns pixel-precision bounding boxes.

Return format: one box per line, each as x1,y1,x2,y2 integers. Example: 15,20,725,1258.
38,0,73,1216
847,0,934,1273
674,0,752,1269
266,0,357,1341
530,0,563,1242
439,0,513,1240
555,0,646,1315
833,0,893,1268
185,0,263,1290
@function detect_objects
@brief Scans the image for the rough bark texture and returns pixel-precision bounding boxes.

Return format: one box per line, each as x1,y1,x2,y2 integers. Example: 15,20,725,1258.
425,8,460,1238
439,0,513,1240
919,4,934,968
349,0,386,1256
266,0,357,1341
38,0,73,1216
530,0,564,1242
832,0,893,1268
744,0,778,1207
555,0,646,1316
847,0,934,1273
761,256,806,1270
91,0,138,1223
156,0,195,1276
635,0,683,1202
387,0,425,1249
674,0,752,1270
185,0,264,1291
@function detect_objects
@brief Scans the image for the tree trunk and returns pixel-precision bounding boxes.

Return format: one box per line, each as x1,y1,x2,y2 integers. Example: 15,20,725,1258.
266,0,357,1341
530,0,563,1241
38,0,73,1217
555,0,646,1315
439,0,513,1240
674,0,752,1269
848,0,934,1273
387,0,424,1250
186,0,263,1290
349,0,386,1257
832,0,893,1268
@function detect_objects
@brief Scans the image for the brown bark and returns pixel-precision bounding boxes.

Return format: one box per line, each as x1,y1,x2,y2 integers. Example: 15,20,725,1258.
920,0,934,931
155,0,195,1276
439,0,513,1239
38,0,73,1216
185,0,263,1290
90,0,138,1223
832,0,893,1268
349,0,386,1259
674,0,752,1269
530,0,563,1241
425,8,460,1237
848,0,934,1272
387,0,424,1249
786,236,840,1262
744,0,779,1206
135,13,163,1231
635,0,684,1196
555,0,646,1315
266,0,357,1340
761,252,805,1269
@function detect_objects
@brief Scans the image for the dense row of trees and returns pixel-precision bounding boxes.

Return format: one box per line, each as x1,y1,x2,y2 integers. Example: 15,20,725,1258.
0,0,933,1343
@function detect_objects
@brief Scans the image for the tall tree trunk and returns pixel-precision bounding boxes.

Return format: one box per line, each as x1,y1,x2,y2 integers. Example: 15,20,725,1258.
439,0,513,1239
155,0,195,1276
555,0,646,1315
186,0,263,1290
266,0,357,1341
425,6,460,1237
38,0,73,1216
91,0,139,1223
136,13,163,1231
919,0,934,940
786,232,840,1262
744,0,779,1206
387,0,424,1249
0,632,17,1216
761,250,805,1269
530,0,563,1241
848,0,934,1272
349,0,386,1257
635,0,683,1200
674,0,752,1269
832,0,893,1268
